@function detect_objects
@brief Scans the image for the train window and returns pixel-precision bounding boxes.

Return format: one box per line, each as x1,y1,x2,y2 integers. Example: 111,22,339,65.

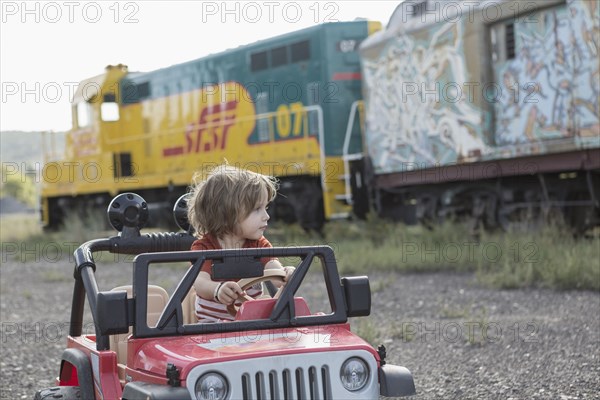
121,81,138,103
120,153,132,177
101,102,119,122
113,152,133,178
102,93,119,122
270,46,288,67
251,51,268,71
505,22,516,60
76,102,91,128
490,27,498,62
291,40,310,62
137,82,150,99
490,21,516,62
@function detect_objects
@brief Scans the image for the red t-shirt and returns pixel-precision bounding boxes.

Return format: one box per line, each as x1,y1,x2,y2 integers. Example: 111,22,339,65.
190,234,276,322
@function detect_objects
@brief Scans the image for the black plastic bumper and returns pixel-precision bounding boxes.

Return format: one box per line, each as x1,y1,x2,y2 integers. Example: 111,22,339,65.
122,382,191,400
379,364,416,397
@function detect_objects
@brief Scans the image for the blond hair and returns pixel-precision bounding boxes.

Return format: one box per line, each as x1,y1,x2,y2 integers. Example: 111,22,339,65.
187,165,278,238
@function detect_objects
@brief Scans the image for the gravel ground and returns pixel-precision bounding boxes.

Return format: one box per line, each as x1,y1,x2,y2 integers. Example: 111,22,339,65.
1,250,599,400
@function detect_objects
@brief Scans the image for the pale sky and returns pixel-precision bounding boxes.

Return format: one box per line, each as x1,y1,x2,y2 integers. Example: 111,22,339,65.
0,1,399,132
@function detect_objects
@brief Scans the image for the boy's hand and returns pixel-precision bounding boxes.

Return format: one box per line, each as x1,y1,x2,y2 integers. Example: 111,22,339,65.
216,281,244,305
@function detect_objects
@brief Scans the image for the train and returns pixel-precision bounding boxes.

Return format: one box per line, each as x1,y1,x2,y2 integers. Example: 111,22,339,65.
41,0,600,233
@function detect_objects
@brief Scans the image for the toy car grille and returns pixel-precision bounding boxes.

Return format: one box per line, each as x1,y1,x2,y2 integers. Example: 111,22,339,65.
241,366,330,399
185,350,379,399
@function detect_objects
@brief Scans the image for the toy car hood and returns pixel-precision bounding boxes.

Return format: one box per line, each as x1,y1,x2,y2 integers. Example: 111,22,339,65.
131,324,378,377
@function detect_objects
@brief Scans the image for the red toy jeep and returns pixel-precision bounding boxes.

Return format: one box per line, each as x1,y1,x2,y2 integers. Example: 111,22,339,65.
34,193,415,399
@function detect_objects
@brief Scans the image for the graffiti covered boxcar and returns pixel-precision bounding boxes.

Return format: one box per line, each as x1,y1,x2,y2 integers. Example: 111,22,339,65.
41,20,380,230
358,0,599,231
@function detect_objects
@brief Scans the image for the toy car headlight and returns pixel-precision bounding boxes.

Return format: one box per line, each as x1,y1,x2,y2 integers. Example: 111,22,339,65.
340,357,369,391
195,372,229,400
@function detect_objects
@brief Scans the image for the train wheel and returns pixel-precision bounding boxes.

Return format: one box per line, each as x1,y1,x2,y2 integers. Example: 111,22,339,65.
277,178,324,233
436,187,498,234
496,184,558,233
270,195,297,224
564,192,599,236
497,201,545,233
44,197,66,231
296,182,324,233
416,193,439,229
498,190,579,234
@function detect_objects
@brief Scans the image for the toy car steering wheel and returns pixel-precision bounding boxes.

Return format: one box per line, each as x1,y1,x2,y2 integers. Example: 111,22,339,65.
226,269,287,316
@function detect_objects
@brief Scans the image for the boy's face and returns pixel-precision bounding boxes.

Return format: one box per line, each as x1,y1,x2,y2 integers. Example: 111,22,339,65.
237,187,270,240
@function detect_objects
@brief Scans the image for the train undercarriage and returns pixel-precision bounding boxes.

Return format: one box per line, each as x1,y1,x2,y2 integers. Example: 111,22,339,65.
43,175,326,233
360,150,600,234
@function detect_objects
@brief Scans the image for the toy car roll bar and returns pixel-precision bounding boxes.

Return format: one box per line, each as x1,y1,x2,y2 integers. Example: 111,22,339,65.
70,193,196,350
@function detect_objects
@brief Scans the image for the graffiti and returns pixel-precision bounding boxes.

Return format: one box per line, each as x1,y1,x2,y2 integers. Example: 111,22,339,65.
363,17,488,173
494,0,600,144
362,0,599,174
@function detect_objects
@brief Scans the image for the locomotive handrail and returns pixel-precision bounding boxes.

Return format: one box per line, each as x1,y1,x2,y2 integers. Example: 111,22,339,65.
308,104,326,196
341,100,365,205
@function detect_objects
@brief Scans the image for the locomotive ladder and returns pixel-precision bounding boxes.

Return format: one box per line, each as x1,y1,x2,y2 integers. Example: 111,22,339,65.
337,100,365,207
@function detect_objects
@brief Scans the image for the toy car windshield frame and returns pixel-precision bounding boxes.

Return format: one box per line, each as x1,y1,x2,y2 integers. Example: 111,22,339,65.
132,246,347,338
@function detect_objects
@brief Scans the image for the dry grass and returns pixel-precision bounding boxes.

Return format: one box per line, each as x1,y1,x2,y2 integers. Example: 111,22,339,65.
0,213,41,242
4,212,599,291
269,217,600,291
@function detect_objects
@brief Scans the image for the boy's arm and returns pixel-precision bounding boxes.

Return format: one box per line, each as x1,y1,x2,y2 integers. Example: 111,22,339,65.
194,271,218,300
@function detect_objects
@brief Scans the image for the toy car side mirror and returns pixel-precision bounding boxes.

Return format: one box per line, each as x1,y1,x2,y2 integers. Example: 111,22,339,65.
107,193,149,237
341,276,371,317
97,291,130,335
173,193,192,233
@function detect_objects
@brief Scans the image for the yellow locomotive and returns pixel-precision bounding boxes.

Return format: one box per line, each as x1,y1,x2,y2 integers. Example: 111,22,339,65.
41,21,381,230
